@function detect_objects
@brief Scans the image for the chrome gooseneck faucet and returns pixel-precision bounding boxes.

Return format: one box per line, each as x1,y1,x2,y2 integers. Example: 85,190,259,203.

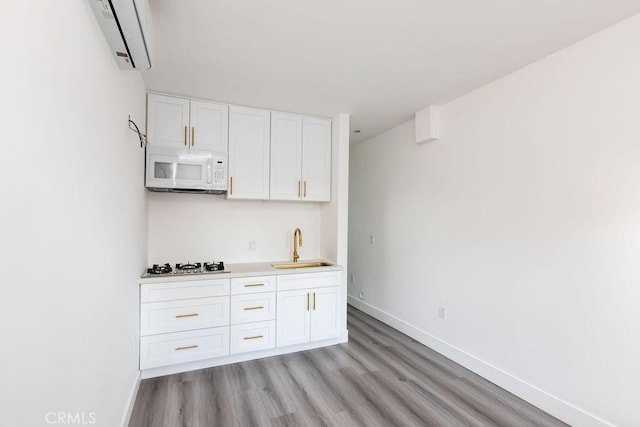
293,228,303,262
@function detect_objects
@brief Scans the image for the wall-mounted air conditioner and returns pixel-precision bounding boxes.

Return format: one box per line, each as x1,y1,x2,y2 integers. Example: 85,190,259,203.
88,0,154,70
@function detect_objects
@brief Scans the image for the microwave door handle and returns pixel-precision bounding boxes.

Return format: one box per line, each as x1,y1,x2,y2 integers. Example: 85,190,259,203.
207,159,212,184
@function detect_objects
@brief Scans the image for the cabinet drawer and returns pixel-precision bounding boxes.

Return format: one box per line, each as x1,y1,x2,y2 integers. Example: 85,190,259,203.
140,296,230,336
141,278,230,303
140,327,230,370
230,293,276,324
231,276,276,294
277,271,341,292
230,321,276,355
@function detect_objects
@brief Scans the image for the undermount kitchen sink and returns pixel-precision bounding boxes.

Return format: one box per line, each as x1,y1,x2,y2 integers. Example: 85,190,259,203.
271,262,333,269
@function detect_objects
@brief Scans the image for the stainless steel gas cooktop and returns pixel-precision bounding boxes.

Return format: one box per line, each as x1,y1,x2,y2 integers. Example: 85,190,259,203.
142,261,230,278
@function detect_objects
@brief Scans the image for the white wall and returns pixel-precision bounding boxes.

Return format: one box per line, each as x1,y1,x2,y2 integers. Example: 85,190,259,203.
0,3,146,427
148,194,323,263
349,14,640,427
321,113,350,266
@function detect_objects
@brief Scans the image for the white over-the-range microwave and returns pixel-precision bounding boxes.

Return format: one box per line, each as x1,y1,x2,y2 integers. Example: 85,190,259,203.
145,146,227,194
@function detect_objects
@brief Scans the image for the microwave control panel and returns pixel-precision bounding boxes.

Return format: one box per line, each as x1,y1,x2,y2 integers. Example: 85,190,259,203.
213,161,225,183
210,155,227,190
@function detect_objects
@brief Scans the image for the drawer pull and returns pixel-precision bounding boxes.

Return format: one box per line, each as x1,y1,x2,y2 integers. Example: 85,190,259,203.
244,305,264,311
244,283,265,287
175,344,198,351
175,313,199,318
243,335,264,340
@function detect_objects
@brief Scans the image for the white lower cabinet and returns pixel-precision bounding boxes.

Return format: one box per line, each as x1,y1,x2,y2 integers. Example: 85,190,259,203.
230,292,276,324
140,279,231,369
276,271,343,348
276,289,311,347
309,286,343,342
140,270,343,375
140,296,230,336
140,327,230,370
229,275,277,355
230,321,276,355
230,275,276,295
141,278,230,303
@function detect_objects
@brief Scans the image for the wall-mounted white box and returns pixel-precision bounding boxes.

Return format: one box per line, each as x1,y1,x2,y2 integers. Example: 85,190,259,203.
415,105,441,144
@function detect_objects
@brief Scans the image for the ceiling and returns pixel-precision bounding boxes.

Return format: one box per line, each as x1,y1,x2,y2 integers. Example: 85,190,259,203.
143,0,640,143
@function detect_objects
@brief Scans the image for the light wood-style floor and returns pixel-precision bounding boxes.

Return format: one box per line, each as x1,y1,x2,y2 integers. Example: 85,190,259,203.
130,306,566,427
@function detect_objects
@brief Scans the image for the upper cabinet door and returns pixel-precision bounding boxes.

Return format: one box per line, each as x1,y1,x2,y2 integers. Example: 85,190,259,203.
190,101,229,153
302,117,332,202
147,94,190,148
270,112,303,200
228,106,271,200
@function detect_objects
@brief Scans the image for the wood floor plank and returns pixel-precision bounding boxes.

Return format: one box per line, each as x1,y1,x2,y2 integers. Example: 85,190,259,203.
347,331,494,426
130,306,566,427
347,316,563,427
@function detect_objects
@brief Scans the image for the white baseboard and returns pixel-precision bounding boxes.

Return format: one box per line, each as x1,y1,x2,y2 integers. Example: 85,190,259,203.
121,371,141,427
347,296,612,427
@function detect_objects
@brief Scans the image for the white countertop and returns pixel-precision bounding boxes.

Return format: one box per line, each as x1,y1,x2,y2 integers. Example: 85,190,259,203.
139,259,343,284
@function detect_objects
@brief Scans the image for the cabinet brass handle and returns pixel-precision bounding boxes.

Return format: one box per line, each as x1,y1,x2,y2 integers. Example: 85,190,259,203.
244,306,264,311
313,292,316,310
184,126,187,146
298,180,301,197
243,335,264,340
191,126,195,146
306,293,310,311
175,313,199,318
230,176,233,195
175,344,198,351
244,283,264,287
304,181,307,197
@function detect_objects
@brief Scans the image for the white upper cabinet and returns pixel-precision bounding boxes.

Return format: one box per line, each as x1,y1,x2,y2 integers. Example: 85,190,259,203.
147,93,330,201
302,117,332,202
189,100,229,153
270,112,303,200
147,94,190,148
228,106,271,200
147,93,228,152
270,114,331,201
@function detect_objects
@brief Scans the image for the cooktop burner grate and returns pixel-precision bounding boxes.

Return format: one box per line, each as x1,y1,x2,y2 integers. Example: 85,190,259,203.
146,263,172,275
175,262,201,270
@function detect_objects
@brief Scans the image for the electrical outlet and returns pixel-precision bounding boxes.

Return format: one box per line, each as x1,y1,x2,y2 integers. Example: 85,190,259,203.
438,306,447,320
369,234,375,245
350,273,355,283
248,240,257,252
